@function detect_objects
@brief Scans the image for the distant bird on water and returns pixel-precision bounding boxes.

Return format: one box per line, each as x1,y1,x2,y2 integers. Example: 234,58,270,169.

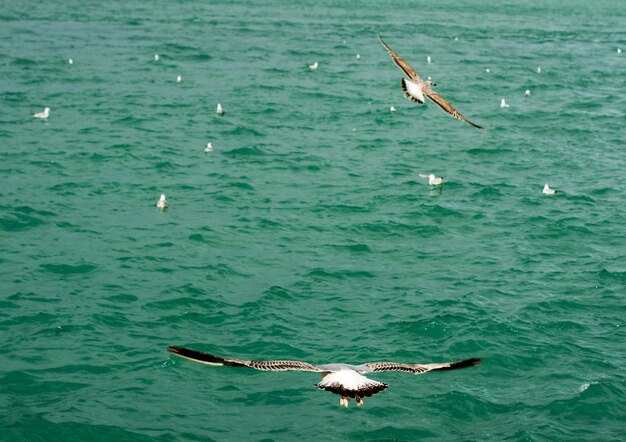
216,103,224,115
154,54,160,61
68,58,73,65
309,61,318,70
419,173,444,186
378,35,484,129
176,75,182,83
500,98,510,108
204,142,213,153
33,107,50,119
524,89,531,97
167,346,481,408
156,194,168,210
543,184,556,195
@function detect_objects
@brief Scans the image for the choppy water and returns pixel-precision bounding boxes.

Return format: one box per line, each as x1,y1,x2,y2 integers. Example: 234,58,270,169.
1,0,625,440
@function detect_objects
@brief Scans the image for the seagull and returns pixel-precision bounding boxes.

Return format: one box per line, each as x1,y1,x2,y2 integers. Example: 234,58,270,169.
536,67,541,74
485,68,491,73
154,54,160,61
176,75,182,83
500,98,509,108
204,142,213,153
167,346,481,408
426,55,432,64
356,54,361,60
33,107,50,119
618,48,622,54
378,35,484,129
216,103,224,115
309,62,318,70
156,194,168,210
524,89,531,97
419,173,444,186
390,106,396,112
543,184,556,195
68,58,73,65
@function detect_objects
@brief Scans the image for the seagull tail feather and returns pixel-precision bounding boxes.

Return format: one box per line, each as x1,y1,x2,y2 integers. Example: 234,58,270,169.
167,346,247,367
431,357,482,372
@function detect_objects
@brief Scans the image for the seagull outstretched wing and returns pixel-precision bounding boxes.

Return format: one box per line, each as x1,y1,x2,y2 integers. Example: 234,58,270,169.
378,35,420,81
425,90,484,129
363,357,481,374
168,346,324,372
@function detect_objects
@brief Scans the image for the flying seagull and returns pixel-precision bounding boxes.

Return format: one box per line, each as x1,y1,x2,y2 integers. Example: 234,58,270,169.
378,35,484,129
168,346,481,407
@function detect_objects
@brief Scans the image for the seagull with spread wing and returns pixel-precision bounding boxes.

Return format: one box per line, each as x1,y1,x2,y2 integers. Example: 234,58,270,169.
378,35,484,129
168,346,481,407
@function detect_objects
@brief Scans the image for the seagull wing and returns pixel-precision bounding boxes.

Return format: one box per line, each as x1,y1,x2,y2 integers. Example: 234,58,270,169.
378,35,421,81
425,90,484,129
168,346,324,372
363,357,481,374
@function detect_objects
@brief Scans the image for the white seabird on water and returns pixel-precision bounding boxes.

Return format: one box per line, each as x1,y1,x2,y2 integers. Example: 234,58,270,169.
68,58,73,65
356,53,361,60
419,173,444,186
204,142,213,153
536,67,542,74
524,89,531,97
543,184,556,195
154,54,160,61
485,68,491,73
618,48,622,54
309,61,318,70
167,346,481,408
500,98,510,108
389,106,396,112
33,107,50,119
426,55,432,64
176,75,182,83
216,103,224,115
378,35,484,129
156,194,168,210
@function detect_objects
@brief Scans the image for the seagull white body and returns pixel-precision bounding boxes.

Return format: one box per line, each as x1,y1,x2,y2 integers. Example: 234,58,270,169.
378,36,484,129
618,48,622,54
216,103,224,115
167,346,481,408
426,55,432,64
536,67,541,73
419,173,444,186
176,75,182,83
543,184,556,195
157,194,168,210
525,89,531,97
500,98,509,108
154,54,160,61
204,142,213,153
68,58,73,64
309,62,318,70
33,107,50,119
485,68,491,73
389,106,396,112
356,53,361,60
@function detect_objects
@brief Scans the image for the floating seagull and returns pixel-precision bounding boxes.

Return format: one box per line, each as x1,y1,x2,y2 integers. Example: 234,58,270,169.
426,55,432,64
154,54,160,61
618,48,622,54
156,194,168,210
419,173,444,186
216,103,224,115
390,106,396,112
33,107,50,119
176,75,182,83
378,36,484,129
500,98,509,108
536,67,542,74
524,89,531,97
309,61,318,70
543,184,556,195
204,142,213,153
167,346,481,408
356,53,361,60
68,58,73,65
485,68,491,73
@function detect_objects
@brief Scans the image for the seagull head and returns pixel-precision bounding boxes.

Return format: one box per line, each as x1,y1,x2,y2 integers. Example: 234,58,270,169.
428,174,436,180
44,107,51,113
